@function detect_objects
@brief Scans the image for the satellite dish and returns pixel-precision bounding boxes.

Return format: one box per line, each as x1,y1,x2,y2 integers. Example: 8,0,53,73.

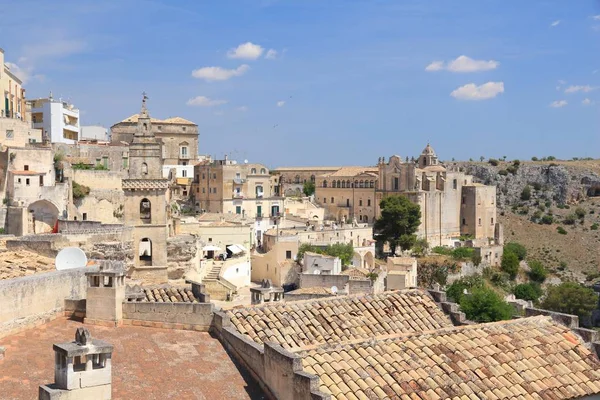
313,270,321,275
55,247,88,271
331,286,338,295
244,159,248,164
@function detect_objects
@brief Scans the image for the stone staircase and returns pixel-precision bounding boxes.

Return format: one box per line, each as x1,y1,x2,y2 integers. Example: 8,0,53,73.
201,262,237,301
203,263,222,282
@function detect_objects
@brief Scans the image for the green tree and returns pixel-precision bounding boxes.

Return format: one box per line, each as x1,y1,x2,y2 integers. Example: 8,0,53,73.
504,242,527,260
302,181,315,197
411,238,428,257
541,282,597,320
460,287,513,322
374,196,421,255
72,181,90,199
501,251,520,280
446,275,484,303
513,283,543,302
527,260,547,283
297,243,354,266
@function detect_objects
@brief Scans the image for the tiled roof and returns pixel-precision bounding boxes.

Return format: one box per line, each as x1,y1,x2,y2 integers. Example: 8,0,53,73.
287,287,333,295
227,290,452,351
120,113,162,123
119,114,196,125
141,287,198,303
340,267,369,279
122,178,169,190
299,316,600,399
323,167,378,178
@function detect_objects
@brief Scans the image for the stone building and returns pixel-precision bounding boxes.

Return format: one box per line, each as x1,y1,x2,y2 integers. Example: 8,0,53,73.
0,48,26,120
375,144,497,246
121,95,169,283
110,114,198,166
272,166,339,196
314,166,379,223
191,157,283,219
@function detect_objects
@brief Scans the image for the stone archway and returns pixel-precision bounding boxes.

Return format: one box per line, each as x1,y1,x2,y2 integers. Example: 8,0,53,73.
28,200,59,234
363,251,374,269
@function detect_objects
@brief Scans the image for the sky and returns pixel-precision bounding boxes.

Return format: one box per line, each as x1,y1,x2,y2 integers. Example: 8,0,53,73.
1,0,599,167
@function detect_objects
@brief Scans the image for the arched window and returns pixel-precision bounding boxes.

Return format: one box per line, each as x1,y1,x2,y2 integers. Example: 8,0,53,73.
260,168,266,174
347,180,351,188
142,162,148,175
332,181,336,188
295,175,301,184
359,180,364,188
256,185,264,197
251,168,257,174
140,198,151,221
310,175,315,183
337,180,341,188
341,181,346,188
370,180,374,188
139,238,152,264
323,180,328,188
354,180,358,187
143,123,148,132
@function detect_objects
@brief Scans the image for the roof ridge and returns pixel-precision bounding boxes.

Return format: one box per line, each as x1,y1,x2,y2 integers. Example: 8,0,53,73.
297,315,555,354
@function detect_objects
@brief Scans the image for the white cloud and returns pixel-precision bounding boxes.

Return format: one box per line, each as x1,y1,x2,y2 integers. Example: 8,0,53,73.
4,62,43,84
592,15,600,21
237,106,248,112
426,55,499,73
549,100,567,108
276,100,285,107
450,82,504,100
565,85,596,93
558,79,567,84
582,98,593,105
191,64,249,81
425,61,444,71
186,96,227,107
227,42,264,60
550,20,561,27
265,49,278,59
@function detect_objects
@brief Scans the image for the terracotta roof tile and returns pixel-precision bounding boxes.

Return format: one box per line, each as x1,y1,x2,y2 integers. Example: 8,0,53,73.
299,316,600,400
227,290,452,350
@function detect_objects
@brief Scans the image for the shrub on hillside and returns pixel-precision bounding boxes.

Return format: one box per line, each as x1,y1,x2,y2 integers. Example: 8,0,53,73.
504,242,527,260
527,260,547,283
488,159,499,166
446,275,484,303
541,215,554,225
520,186,531,201
591,223,599,231
459,287,513,322
532,182,542,191
501,251,520,280
513,283,543,302
557,226,567,235
563,214,577,225
575,207,586,219
541,282,597,320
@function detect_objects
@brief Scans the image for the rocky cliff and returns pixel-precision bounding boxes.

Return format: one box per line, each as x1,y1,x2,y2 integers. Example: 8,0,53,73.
457,161,600,209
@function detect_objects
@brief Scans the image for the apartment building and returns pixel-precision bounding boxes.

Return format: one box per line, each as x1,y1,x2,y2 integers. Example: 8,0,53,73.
28,94,80,143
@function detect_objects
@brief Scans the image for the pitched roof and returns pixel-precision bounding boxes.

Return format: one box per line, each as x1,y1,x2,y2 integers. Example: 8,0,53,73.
299,316,600,399
287,287,333,295
118,114,196,125
340,267,370,280
226,290,453,351
323,167,378,178
119,113,162,123
139,287,198,303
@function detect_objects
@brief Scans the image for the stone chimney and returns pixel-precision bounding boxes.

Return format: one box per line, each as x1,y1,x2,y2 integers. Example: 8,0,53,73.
39,327,113,399
84,261,126,327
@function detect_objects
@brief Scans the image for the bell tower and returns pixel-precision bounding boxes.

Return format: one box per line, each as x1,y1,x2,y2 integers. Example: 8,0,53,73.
122,94,169,283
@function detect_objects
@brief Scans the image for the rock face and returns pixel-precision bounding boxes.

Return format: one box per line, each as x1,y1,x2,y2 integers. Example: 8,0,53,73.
166,235,201,280
457,162,600,209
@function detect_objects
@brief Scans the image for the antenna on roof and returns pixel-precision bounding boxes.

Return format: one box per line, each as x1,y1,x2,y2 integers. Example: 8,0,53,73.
55,247,88,271
331,286,338,295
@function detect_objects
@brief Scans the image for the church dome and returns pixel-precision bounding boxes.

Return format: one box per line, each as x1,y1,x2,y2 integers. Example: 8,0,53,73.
421,143,436,156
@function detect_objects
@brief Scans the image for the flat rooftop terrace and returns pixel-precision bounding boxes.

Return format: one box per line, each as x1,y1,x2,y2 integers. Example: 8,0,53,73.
0,318,263,400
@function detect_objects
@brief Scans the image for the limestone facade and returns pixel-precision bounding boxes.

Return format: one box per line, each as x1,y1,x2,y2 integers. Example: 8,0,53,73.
0,117,42,146
191,158,283,219
110,114,198,165
272,166,339,196
121,96,169,283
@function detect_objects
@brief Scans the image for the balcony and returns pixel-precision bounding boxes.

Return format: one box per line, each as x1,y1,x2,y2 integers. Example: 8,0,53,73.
256,192,264,198
232,192,244,199
179,154,190,159
64,123,79,133
233,178,246,185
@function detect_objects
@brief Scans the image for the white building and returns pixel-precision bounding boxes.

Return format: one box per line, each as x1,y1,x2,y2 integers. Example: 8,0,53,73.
28,94,80,144
162,164,194,180
80,125,109,141
303,252,342,275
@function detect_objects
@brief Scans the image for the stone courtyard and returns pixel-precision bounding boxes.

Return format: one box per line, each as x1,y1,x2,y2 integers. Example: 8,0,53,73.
0,318,263,400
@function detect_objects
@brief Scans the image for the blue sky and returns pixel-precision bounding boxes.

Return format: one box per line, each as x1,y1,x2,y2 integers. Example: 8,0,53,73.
1,0,599,167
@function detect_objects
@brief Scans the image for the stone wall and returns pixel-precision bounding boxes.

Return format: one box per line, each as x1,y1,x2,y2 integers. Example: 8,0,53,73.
0,267,89,337
212,311,329,400
122,302,214,331
299,274,350,291
348,279,372,294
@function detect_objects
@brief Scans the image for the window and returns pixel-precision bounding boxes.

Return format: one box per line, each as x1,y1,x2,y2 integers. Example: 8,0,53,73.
286,250,292,259
208,238,212,242
256,185,264,197
323,198,326,203
341,181,346,188
331,197,334,203
310,175,315,183
180,146,188,158
196,187,199,193
323,180,328,188
478,218,482,226
260,168,266,174
453,179,457,189
213,173,217,179
491,217,494,225
17,178,21,184
157,125,162,131
346,199,350,207
6,130,13,140
250,168,256,174
183,190,187,196
142,162,148,175
140,198,151,220
257,205,262,217
393,177,399,190
359,200,363,206
462,218,466,225
82,213,87,221
462,196,465,205
182,169,187,177
236,206,242,214
139,238,152,263
202,173,206,180
122,157,128,168
39,176,43,186
359,215,362,221
24,165,29,171
370,180,374,188
202,188,205,193
367,199,371,206
25,178,30,186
